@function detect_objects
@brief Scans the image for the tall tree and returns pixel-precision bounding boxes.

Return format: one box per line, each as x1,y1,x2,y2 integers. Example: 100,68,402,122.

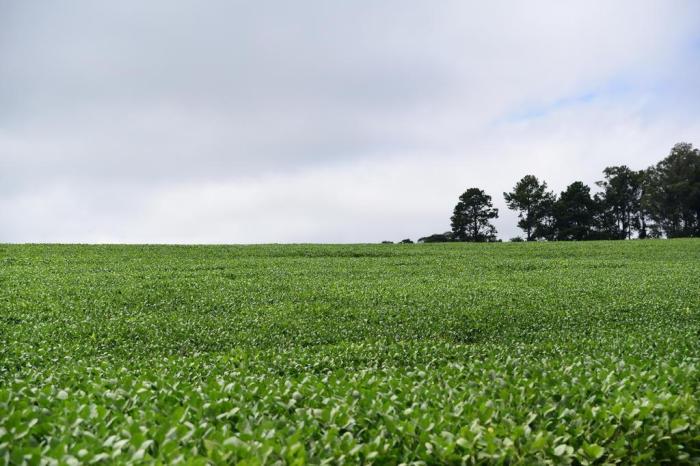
595,165,645,239
592,192,617,240
451,188,499,242
636,168,662,239
504,175,556,241
643,142,700,237
639,169,663,238
533,194,557,241
554,181,596,240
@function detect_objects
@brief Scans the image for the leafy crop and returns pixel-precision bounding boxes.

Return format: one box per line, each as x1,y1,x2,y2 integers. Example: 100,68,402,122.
0,240,699,464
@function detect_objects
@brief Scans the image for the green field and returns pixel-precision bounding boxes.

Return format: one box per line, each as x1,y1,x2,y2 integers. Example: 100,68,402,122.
1,240,699,464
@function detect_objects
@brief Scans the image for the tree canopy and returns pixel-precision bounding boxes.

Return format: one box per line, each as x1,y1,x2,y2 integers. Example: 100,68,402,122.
552,182,597,240
451,188,499,242
643,142,700,238
504,175,555,241
410,142,698,244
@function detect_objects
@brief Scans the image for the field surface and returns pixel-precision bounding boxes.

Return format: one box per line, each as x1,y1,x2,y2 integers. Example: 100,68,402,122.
1,240,699,464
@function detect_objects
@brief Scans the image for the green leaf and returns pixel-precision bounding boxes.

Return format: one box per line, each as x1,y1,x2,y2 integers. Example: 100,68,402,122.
583,443,605,460
670,419,689,434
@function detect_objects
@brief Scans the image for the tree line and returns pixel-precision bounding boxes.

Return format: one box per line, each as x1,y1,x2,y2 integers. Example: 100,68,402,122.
405,142,699,243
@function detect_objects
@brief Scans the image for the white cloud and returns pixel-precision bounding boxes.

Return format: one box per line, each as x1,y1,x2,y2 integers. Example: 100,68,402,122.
1,0,699,242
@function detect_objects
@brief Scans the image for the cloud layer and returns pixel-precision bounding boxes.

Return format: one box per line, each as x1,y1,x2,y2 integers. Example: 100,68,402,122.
2,1,700,242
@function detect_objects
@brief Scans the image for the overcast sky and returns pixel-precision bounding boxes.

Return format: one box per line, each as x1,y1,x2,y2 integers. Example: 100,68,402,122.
2,1,699,243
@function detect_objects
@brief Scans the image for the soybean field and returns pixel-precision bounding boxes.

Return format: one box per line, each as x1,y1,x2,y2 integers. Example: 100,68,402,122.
1,240,699,464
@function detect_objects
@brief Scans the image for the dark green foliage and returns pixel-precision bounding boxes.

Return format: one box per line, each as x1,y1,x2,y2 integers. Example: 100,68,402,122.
418,232,454,243
451,188,499,242
643,142,700,238
1,241,699,464
533,196,557,241
554,181,597,240
399,239,414,244
595,166,646,239
504,175,556,241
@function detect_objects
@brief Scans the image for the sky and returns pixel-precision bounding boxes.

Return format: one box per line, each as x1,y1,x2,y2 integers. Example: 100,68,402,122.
2,1,700,243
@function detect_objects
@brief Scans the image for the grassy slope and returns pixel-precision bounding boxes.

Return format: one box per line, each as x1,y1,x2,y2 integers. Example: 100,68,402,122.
0,240,699,464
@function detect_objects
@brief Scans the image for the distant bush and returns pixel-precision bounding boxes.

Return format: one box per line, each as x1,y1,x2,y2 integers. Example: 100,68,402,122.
418,232,454,243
